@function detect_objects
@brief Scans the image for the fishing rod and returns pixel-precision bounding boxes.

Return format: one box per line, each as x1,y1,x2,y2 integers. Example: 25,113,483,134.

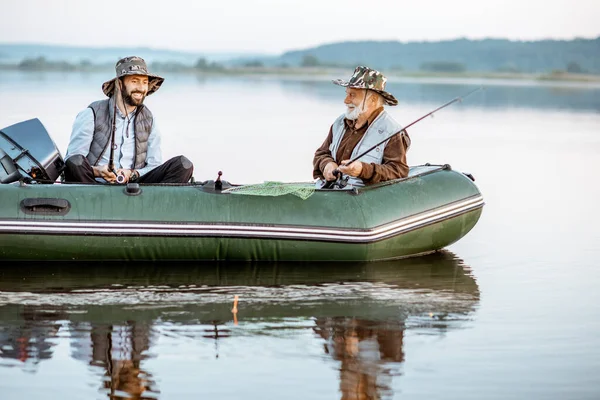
108,98,118,178
332,86,483,181
109,93,128,184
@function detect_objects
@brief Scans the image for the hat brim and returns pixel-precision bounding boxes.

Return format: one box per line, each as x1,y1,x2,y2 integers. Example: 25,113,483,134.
102,73,164,97
332,79,398,106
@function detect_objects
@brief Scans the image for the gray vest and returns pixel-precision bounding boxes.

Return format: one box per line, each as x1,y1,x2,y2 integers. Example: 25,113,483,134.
87,98,153,169
329,110,403,187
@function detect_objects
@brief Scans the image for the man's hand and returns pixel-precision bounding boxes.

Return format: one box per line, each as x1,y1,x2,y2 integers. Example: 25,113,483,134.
116,169,133,184
338,160,363,177
323,162,339,181
93,165,118,183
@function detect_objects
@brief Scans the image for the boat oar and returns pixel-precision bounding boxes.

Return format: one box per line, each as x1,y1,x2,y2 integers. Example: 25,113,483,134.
327,86,483,187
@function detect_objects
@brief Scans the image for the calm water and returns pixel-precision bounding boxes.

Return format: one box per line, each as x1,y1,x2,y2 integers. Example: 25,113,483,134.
1,71,599,399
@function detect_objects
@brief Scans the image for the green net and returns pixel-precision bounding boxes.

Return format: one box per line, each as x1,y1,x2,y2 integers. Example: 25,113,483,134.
222,181,316,200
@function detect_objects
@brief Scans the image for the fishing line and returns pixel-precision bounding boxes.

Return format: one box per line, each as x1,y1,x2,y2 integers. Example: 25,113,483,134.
331,86,484,181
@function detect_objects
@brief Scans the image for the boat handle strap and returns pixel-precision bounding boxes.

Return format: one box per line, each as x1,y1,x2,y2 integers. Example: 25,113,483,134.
20,198,71,215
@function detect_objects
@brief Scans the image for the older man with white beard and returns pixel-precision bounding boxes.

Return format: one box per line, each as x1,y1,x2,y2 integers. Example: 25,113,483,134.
313,66,410,187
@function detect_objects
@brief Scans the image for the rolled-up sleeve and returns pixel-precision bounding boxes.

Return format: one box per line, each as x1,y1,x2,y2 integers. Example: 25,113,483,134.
137,119,162,177
65,108,94,161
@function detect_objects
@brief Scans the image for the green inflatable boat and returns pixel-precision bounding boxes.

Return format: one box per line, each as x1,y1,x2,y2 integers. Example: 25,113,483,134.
0,119,484,262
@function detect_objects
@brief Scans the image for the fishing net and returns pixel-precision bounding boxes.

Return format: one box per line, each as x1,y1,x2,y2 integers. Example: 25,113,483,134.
222,181,316,200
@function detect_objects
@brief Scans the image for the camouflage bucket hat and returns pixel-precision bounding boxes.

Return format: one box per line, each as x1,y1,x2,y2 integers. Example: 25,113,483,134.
332,66,398,106
102,56,164,97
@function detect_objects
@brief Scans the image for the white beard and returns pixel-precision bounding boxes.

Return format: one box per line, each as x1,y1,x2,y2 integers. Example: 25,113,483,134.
344,105,362,120
344,93,372,120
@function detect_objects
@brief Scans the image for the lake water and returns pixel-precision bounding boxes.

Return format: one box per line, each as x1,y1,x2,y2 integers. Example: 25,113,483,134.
1,70,599,399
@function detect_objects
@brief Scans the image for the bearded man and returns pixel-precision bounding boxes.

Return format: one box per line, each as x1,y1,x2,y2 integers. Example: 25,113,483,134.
313,66,410,187
64,56,193,184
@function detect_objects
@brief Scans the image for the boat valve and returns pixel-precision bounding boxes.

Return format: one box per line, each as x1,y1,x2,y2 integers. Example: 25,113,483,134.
215,171,223,191
124,183,142,196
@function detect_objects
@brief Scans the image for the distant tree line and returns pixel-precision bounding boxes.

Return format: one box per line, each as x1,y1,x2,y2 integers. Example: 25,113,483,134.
12,57,109,72
193,58,225,71
291,54,591,75
18,57,77,71
5,52,596,76
299,54,360,68
279,38,600,74
3,38,599,75
419,61,466,73
298,54,469,73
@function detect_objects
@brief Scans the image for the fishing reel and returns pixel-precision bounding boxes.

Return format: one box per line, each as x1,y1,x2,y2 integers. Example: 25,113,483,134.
116,173,126,184
321,170,349,190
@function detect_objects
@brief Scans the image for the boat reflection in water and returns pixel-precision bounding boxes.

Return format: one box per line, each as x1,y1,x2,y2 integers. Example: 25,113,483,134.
0,251,479,399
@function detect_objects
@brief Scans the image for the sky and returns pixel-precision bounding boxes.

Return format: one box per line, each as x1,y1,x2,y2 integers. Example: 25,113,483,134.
2,0,599,54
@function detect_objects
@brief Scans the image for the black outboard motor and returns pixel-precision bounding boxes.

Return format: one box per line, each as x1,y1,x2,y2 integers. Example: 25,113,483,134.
0,147,21,183
0,118,65,183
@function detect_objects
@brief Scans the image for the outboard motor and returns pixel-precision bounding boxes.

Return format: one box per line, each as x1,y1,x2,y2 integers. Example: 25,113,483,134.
0,118,65,183
0,147,21,183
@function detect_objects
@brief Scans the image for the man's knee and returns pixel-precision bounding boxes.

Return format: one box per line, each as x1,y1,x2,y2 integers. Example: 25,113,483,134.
161,155,193,183
170,155,193,174
178,156,193,181
66,154,87,168
176,155,193,171
64,154,95,183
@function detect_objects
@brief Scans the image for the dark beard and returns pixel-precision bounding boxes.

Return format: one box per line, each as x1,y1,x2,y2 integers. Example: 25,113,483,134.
123,89,146,107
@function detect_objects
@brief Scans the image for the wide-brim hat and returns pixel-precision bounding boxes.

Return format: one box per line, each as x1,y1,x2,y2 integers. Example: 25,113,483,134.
102,56,164,97
332,65,398,106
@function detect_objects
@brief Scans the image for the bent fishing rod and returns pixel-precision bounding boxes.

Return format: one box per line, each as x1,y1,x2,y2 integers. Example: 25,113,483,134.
334,86,483,176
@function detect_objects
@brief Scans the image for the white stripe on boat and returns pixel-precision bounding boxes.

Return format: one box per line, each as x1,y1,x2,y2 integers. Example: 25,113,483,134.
0,195,484,243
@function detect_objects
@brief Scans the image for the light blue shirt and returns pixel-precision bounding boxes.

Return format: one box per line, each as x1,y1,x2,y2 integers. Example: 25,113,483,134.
65,106,162,177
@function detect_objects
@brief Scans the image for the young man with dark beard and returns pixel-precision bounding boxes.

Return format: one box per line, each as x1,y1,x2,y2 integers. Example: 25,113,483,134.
313,66,410,187
64,56,193,184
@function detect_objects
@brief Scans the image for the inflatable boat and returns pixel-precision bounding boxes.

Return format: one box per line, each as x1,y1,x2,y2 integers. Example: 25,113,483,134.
0,119,484,262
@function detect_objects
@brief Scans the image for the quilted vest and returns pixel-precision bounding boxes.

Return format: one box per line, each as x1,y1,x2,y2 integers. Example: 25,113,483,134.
87,97,153,169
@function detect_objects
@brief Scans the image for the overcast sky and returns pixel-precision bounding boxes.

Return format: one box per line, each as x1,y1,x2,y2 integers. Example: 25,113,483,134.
2,0,599,54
